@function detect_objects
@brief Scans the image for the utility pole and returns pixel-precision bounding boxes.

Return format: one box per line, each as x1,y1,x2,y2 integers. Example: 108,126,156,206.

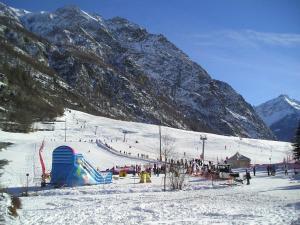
200,135,207,162
64,119,67,142
95,125,98,135
33,143,37,178
269,147,272,165
26,173,29,196
163,145,166,192
123,130,128,142
159,124,162,161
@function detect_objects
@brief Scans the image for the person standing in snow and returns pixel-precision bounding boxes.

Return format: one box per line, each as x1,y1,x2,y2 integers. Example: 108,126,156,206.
271,165,276,176
284,164,288,175
157,166,160,176
267,165,270,176
245,170,251,185
253,165,256,176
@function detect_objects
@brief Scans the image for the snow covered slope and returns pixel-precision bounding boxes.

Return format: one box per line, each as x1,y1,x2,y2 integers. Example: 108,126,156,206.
0,109,292,188
256,95,300,141
13,173,300,225
0,109,298,225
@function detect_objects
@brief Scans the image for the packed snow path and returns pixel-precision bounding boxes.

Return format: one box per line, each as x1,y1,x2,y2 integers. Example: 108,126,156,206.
96,139,158,163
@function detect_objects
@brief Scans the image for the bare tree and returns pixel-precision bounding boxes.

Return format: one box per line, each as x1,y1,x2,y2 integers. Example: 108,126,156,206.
169,164,187,190
161,134,175,191
160,134,187,191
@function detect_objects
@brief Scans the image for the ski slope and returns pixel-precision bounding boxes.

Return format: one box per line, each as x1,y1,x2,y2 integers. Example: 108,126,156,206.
0,109,299,225
0,109,293,188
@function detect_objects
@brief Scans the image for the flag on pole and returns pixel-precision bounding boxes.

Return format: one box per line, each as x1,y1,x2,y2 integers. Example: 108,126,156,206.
39,140,46,176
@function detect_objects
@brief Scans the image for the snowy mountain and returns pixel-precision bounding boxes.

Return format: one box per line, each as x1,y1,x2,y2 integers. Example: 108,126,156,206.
255,95,300,141
0,2,274,139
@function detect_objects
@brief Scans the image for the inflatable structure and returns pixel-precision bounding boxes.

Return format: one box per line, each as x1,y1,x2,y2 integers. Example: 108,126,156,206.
51,146,112,187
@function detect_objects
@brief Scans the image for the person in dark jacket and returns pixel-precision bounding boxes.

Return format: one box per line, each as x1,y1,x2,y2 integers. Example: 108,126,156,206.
253,166,256,176
246,170,251,185
267,165,270,176
284,164,288,175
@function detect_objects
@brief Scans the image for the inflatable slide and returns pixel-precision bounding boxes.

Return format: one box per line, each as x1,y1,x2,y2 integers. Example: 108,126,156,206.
51,146,112,187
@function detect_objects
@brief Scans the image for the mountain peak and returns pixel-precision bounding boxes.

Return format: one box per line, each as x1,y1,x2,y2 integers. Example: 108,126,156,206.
0,2,30,20
278,94,292,103
278,94,289,99
55,5,81,14
255,95,300,141
277,94,300,110
54,5,100,22
107,16,143,31
19,4,106,42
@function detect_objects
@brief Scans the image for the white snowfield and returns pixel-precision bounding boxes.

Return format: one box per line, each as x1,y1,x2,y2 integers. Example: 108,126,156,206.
0,109,299,225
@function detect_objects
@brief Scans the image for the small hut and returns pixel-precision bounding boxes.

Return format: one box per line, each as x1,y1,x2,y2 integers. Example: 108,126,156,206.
227,152,251,168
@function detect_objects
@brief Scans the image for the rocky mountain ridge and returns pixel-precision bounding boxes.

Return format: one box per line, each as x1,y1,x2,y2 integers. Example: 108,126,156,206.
255,95,300,141
0,2,274,139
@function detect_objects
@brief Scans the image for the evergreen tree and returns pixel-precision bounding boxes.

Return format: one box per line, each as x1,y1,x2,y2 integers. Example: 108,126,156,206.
292,121,300,161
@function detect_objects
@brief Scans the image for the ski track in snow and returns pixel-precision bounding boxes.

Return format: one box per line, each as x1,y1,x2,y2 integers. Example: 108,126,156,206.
0,109,299,224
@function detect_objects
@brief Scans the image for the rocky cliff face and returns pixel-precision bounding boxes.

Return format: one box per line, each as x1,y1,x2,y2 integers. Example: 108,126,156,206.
256,95,300,141
0,3,274,139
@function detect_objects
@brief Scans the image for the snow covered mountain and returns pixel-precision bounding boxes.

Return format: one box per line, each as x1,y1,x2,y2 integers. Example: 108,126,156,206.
0,3,274,139
255,95,300,141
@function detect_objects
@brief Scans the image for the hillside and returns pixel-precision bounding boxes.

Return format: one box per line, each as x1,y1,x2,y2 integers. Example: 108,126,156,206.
0,109,297,224
0,2,274,139
0,108,292,188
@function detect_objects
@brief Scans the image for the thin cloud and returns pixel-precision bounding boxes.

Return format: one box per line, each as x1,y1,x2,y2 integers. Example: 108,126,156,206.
244,30,300,46
192,30,300,48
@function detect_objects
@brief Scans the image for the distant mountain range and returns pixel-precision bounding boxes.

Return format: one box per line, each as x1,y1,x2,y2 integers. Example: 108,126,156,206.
255,95,300,141
0,2,274,139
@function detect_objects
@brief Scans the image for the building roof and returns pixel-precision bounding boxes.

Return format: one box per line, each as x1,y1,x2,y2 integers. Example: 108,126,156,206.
227,152,251,161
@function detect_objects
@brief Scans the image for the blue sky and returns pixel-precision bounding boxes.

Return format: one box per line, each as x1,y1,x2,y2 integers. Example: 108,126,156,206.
3,0,300,105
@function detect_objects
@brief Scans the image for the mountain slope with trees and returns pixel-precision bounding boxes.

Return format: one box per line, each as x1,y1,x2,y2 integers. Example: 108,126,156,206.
0,3,274,139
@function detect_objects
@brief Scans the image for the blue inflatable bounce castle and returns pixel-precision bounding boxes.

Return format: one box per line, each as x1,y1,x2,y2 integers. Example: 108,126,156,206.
51,146,112,187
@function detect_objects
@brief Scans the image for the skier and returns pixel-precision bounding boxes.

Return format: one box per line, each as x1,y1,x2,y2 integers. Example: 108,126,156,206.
245,170,251,185
253,165,256,176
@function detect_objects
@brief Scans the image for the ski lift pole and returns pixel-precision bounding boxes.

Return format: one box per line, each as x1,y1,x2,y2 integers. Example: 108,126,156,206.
159,124,162,161
200,135,207,162
26,173,29,196
95,125,98,135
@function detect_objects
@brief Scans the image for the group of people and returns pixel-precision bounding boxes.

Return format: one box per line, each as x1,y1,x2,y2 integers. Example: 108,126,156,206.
108,153,297,187
137,153,149,159
111,161,298,187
